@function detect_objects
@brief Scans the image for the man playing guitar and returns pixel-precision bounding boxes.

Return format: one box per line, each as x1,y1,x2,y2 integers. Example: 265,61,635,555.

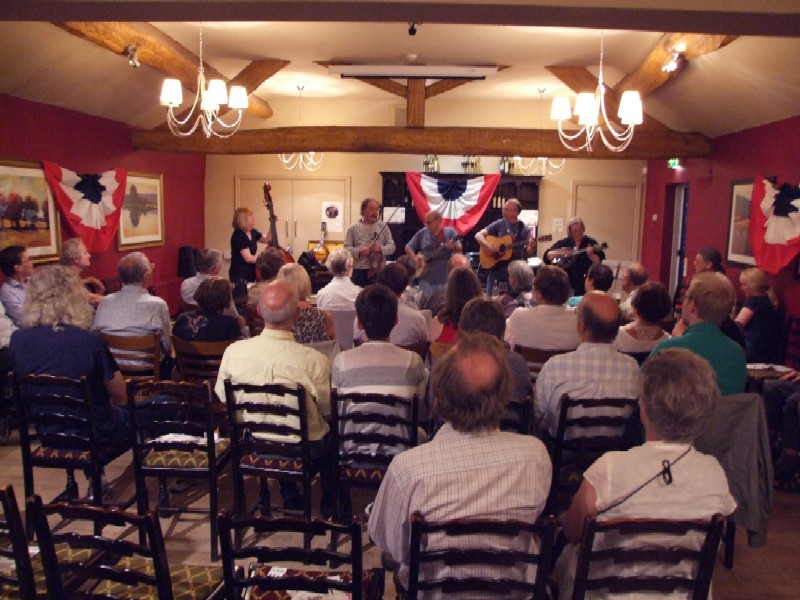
404,209,462,301
344,198,396,286
475,198,536,295
544,217,605,295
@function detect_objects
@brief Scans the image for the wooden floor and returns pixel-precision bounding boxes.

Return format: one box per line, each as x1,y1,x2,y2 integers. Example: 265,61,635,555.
2,431,798,599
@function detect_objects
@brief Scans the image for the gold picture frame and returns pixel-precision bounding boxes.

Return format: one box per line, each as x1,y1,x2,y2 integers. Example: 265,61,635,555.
118,172,165,250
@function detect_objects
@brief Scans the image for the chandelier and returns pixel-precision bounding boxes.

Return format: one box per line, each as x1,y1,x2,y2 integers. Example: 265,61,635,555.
159,25,248,138
550,31,643,153
279,86,324,171
515,88,565,175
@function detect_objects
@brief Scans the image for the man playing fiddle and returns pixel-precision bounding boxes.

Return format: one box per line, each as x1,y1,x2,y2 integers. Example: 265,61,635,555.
544,217,605,296
404,210,462,301
344,198,396,286
475,199,536,295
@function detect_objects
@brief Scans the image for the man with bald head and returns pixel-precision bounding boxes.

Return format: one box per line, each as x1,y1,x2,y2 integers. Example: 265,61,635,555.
215,279,338,515
618,262,649,321
368,332,551,591
535,292,640,437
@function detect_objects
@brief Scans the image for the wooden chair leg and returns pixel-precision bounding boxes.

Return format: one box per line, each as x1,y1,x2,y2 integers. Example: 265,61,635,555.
723,521,736,569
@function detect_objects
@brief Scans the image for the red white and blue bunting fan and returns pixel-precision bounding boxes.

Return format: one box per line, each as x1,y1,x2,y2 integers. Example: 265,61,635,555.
405,172,501,235
750,175,800,274
43,161,126,252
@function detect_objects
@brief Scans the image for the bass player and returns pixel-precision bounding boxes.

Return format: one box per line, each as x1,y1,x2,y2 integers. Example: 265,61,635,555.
544,217,605,295
404,209,462,301
475,198,536,295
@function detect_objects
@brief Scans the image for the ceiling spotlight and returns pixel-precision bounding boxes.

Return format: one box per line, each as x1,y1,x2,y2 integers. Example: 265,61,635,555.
125,44,140,68
408,22,417,36
662,51,682,73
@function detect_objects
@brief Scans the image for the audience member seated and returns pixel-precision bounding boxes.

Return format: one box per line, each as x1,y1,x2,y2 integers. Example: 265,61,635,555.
93,252,173,380
566,263,614,307
0,303,15,418
247,247,286,307
316,248,362,310
734,267,783,363
535,293,640,438
653,272,746,395
395,255,423,310
613,281,672,353
420,253,471,317
215,280,340,516
277,263,335,343
367,332,551,592
553,348,737,599
60,238,105,305
9,266,130,493
505,265,580,350
428,267,483,343
0,245,32,327
333,284,428,445
172,277,242,342
762,369,800,489
618,262,649,321
181,248,247,333
354,263,428,346
460,297,531,405
498,259,535,318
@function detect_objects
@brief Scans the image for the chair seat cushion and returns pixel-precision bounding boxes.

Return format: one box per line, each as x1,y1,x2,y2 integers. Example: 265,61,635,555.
340,465,386,482
143,440,231,469
249,565,381,600
241,454,304,472
94,556,224,600
0,543,96,599
31,443,129,463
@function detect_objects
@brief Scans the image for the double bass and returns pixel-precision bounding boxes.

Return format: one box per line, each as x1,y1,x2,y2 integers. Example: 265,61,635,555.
263,182,294,264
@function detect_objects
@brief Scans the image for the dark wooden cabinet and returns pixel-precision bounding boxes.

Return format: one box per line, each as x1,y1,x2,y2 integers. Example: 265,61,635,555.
380,172,542,255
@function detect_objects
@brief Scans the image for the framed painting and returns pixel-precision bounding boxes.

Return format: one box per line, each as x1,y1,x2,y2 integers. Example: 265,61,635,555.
0,160,61,263
726,179,757,267
118,172,164,249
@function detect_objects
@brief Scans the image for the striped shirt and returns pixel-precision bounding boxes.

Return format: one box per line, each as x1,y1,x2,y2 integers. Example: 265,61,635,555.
344,220,395,270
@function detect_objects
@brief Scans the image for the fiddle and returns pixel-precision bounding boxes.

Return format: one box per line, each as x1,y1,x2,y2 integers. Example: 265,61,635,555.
262,183,294,264
365,206,401,281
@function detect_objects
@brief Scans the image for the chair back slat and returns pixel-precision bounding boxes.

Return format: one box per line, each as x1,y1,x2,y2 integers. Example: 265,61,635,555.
171,336,235,385
101,332,162,382
512,346,571,387
407,512,557,600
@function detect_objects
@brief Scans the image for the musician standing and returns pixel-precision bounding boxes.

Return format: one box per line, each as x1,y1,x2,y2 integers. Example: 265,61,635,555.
544,217,604,296
475,199,536,295
404,210,462,301
229,207,271,284
344,198,395,286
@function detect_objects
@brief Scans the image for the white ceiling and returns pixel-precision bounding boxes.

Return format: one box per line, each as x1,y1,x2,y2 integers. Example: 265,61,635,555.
0,3,799,141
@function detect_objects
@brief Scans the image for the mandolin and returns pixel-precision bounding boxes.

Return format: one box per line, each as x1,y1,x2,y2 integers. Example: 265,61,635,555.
416,235,461,279
263,183,294,264
312,222,329,262
479,234,552,270
551,242,609,270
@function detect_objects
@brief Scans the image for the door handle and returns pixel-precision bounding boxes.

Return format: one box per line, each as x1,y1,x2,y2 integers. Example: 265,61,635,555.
285,219,289,237
294,219,297,237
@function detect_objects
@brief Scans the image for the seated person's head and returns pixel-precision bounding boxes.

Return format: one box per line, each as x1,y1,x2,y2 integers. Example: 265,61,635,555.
623,262,649,292
394,255,418,285
439,267,484,325
118,252,152,285
355,284,398,341
277,263,312,301
327,248,354,277
640,348,718,443
448,253,471,272
193,277,232,314
533,265,571,305
258,280,299,328
577,291,621,343
631,281,671,325
0,245,28,277
59,238,89,268
432,332,512,433
376,263,408,296
686,272,735,326
459,297,506,340
508,260,534,293
23,265,93,329
585,263,614,293
196,248,223,275
256,248,286,282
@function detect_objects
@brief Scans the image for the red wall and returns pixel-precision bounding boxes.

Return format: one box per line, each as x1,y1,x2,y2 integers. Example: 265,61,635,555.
0,93,206,314
641,114,800,319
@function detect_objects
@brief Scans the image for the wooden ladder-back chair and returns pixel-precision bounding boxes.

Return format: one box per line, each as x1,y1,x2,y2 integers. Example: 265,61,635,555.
27,495,225,600
571,514,725,600
101,332,162,382
127,379,232,561
512,346,571,387
548,396,642,514
501,396,532,435
12,373,133,534
223,379,317,549
327,309,357,351
218,513,385,600
243,303,265,337
399,340,431,360
0,484,37,600
427,342,454,366
171,336,235,385
406,512,557,600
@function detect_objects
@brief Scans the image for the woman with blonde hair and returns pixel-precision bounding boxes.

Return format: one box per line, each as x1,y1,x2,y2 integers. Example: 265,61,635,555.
278,263,336,343
229,206,270,284
735,267,783,363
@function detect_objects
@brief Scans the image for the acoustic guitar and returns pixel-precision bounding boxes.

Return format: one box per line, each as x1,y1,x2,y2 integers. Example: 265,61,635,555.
551,242,609,270
479,234,552,270
262,183,294,264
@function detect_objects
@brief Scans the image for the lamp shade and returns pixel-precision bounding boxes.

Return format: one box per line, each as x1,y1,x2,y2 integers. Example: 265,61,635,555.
228,86,249,109
550,96,572,121
160,79,183,107
618,90,643,125
206,79,229,105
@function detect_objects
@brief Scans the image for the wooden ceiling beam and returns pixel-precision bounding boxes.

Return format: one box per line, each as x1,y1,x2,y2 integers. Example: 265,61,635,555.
54,21,278,118
131,125,712,159
357,78,408,97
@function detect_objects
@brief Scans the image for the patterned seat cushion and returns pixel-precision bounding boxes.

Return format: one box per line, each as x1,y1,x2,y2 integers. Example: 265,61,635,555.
249,565,381,600
0,543,95,599
340,465,386,482
143,439,231,469
32,446,91,461
240,454,304,472
93,556,224,600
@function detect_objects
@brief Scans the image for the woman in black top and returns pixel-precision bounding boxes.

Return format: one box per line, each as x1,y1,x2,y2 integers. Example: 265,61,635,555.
229,207,269,283
173,278,241,342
